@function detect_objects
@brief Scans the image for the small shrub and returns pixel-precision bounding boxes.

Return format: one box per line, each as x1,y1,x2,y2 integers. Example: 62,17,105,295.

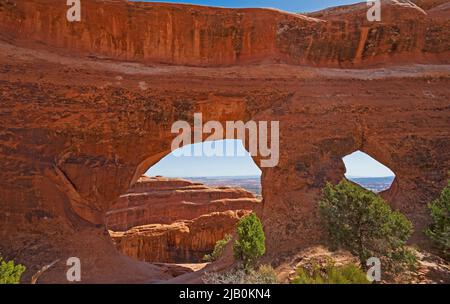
203,234,232,262
202,264,278,284
384,246,418,274
0,256,26,284
319,180,416,274
292,261,369,284
426,180,450,260
203,268,247,284
233,213,266,270
247,264,278,284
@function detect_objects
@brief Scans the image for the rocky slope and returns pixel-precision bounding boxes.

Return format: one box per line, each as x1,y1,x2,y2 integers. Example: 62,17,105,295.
110,210,249,263
275,246,450,284
106,176,260,231
0,0,449,283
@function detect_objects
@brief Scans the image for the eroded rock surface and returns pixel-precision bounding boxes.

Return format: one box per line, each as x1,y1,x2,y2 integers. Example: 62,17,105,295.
0,0,449,283
107,176,257,263
0,0,449,67
106,176,260,231
110,210,248,263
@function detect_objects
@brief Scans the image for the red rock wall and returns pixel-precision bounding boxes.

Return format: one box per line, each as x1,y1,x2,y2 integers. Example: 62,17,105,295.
106,176,260,231
110,210,247,263
0,0,449,282
0,0,448,67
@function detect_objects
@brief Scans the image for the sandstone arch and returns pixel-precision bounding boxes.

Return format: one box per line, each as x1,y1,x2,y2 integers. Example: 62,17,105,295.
0,0,449,283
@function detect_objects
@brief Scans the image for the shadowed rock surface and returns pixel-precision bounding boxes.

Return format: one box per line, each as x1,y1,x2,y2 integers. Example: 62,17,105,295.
0,0,449,283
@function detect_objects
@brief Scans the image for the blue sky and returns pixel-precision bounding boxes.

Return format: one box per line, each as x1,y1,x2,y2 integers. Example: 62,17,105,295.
146,140,395,177
343,150,395,178
136,1,362,12
147,140,262,177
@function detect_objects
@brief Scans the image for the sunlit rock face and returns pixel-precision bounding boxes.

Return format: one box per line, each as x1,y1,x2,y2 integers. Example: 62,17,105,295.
110,210,250,263
106,176,258,263
0,0,449,283
0,0,448,67
106,176,260,231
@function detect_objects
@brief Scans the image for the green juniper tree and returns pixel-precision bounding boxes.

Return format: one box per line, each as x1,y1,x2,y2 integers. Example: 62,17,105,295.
233,213,266,270
319,180,416,273
426,180,450,260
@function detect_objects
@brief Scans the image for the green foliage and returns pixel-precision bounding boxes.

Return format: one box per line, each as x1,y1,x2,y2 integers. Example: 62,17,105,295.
233,213,266,270
426,180,450,259
319,180,416,273
292,261,369,284
0,256,26,284
384,246,418,274
203,234,232,262
203,264,278,284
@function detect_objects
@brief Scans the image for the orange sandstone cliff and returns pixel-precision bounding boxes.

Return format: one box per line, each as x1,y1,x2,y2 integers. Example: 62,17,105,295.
110,210,249,263
106,176,260,231
0,0,449,283
0,0,448,67
107,177,258,263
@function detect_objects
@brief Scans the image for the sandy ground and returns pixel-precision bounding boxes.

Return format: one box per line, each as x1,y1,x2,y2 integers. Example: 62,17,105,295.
275,246,450,284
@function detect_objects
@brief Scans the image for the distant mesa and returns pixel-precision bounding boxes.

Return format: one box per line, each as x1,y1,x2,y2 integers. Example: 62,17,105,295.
110,210,250,263
346,176,395,193
107,176,260,263
106,175,260,231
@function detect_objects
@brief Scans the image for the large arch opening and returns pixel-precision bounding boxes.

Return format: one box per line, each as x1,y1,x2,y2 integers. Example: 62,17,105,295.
105,139,262,276
342,150,396,192
147,139,262,198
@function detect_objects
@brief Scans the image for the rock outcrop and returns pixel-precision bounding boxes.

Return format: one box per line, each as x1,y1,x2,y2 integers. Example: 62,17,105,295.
106,176,260,231
0,0,449,283
0,0,448,67
110,210,249,263
107,176,257,263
